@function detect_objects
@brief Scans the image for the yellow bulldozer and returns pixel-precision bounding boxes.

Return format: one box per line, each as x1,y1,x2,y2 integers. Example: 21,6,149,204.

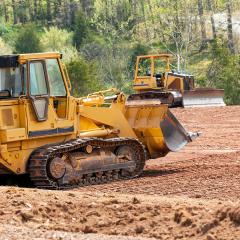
0,52,198,189
129,54,225,107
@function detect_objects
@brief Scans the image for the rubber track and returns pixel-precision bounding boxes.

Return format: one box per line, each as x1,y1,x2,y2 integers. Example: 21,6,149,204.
28,137,146,190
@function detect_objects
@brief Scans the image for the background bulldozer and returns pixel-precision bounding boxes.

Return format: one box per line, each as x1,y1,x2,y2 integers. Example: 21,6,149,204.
0,53,198,189
129,54,225,108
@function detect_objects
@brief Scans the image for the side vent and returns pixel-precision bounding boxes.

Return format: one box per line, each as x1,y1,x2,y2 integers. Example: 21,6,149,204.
2,109,14,126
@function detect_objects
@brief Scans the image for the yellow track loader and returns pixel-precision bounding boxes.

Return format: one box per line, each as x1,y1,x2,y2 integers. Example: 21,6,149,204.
129,54,225,107
0,52,198,189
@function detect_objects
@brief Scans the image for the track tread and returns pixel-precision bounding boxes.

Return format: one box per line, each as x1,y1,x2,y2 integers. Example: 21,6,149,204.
28,137,146,190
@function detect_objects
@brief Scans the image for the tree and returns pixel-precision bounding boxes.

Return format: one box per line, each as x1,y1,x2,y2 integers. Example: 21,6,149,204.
207,40,240,104
81,0,95,18
155,0,197,72
12,0,18,24
2,1,9,22
207,0,217,40
66,57,102,96
198,0,207,50
129,43,149,77
33,0,38,21
226,0,235,54
72,11,89,49
14,24,42,53
46,1,52,26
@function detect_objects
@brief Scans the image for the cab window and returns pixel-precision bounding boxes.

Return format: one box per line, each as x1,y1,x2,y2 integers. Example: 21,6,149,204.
30,62,48,96
0,67,22,97
138,58,151,77
46,59,66,97
154,59,167,76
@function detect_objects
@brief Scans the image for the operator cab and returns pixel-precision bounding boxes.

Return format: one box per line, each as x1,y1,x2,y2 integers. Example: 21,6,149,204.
0,53,69,121
137,55,170,88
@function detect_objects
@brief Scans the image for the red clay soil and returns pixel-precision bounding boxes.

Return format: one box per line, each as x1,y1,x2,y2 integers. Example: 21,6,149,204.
0,106,240,240
82,106,240,200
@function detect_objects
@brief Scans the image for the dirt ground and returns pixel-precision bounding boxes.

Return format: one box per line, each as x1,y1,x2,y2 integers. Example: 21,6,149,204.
0,106,240,240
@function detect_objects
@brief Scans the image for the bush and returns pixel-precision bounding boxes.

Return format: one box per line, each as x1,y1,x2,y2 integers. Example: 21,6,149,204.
14,24,42,53
66,57,103,97
41,27,73,51
41,27,78,62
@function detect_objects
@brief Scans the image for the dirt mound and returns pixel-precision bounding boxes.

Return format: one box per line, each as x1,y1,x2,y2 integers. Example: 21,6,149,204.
1,188,240,240
0,106,240,239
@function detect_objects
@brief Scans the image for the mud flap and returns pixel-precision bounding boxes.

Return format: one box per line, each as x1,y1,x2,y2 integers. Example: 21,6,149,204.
182,88,225,107
160,110,192,152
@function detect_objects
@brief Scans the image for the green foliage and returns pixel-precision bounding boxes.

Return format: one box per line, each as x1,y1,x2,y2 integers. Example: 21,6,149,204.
14,24,42,53
129,43,150,77
0,17,10,37
93,0,134,41
94,43,134,92
207,40,240,105
0,37,12,54
66,58,102,97
41,27,73,51
72,11,89,50
41,27,78,62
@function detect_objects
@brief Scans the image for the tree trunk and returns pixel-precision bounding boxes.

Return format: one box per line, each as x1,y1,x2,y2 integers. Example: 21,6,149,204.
47,1,52,26
140,0,150,41
18,0,27,23
68,0,77,29
80,0,94,18
27,0,34,21
129,0,138,34
197,0,207,50
174,0,180,31
147,0,156,37
3,1,9,22
207,0,217,39
226,0,235,54
55,0,63,26
33,0,38,21
11,0,18,24
62,0,69,28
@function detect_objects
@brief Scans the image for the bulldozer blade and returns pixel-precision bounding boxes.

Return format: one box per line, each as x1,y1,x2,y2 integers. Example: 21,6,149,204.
182,88,225,107
160,110,194,152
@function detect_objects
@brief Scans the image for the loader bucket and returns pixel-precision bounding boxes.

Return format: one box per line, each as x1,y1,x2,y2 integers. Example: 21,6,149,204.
182,88,225,107
160,110,192,152
125,102,199,158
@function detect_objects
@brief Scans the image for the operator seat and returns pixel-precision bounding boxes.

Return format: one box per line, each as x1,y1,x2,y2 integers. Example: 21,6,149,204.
155,72,163,88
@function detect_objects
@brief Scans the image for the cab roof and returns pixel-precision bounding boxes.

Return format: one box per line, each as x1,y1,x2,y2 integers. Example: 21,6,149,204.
0,52,62,68
18,52,62,64
137,54,172,59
